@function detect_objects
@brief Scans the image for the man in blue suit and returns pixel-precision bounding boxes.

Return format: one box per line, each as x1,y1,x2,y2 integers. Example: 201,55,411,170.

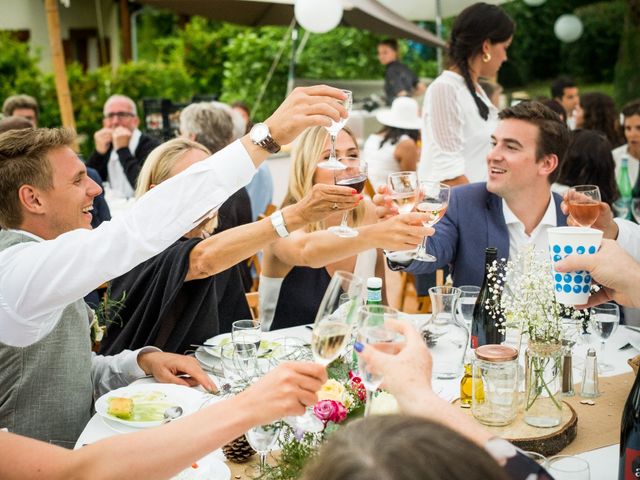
382,101,571,286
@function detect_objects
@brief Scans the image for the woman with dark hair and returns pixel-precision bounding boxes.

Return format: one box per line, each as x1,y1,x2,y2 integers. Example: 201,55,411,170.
541,99,567,123
574,92,624,147
418,2,515,186
553,129,620,207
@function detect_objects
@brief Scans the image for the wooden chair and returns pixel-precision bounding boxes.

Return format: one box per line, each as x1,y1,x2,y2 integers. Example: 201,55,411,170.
245,292,260,321
398,269,445,314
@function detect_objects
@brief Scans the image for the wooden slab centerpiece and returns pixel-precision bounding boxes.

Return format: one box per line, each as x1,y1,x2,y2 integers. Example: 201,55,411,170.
454,399,578,456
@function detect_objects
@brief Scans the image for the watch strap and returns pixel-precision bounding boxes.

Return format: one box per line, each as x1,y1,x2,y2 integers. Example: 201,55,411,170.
257,135,281,154
270,210,289,238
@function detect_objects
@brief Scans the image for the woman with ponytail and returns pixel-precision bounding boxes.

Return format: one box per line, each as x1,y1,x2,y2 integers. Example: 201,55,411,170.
418,3,515,186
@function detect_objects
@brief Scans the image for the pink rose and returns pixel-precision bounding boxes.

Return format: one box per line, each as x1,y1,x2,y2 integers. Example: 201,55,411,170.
313,400,347,424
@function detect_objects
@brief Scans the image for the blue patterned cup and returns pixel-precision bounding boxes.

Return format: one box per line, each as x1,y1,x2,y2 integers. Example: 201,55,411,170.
548,227,603,305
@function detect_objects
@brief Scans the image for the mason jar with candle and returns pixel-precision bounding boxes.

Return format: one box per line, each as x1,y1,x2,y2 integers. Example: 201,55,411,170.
472,345,519,426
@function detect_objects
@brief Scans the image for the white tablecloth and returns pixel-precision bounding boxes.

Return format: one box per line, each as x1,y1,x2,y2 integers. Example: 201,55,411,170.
77,321,634,478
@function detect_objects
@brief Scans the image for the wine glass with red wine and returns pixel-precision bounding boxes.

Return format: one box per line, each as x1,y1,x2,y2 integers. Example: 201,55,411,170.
567,185,601,227
412,181,450,262
328,158,368,238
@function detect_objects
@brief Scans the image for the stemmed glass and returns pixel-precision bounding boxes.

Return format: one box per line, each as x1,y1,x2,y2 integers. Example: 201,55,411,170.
356,305,402,416
220,342,258,385
566,185,601,227
589,302,620,373
328,158,368,238
246,421,282,475
286,271,364,431
412,181,450,262
317,89,353,170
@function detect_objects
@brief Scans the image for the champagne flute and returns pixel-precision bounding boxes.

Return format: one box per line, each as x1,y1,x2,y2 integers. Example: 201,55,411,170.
412,181,450,262
567,185,601,227
246,421,282,475
356,305,402,416
286,271,364,432
317,89,353,170
328,158,368,238
589,302,619,373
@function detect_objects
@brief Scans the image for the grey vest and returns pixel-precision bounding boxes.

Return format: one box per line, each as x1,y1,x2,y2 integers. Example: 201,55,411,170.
0,230,93,444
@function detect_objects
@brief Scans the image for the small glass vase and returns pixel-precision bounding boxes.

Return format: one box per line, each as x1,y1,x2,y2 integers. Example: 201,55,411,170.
524,342,563,428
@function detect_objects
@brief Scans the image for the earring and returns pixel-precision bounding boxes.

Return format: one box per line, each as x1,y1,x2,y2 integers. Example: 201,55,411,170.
482,52,492,63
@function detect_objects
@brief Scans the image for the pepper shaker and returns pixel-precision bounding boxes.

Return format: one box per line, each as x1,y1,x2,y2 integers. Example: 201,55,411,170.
562,347,574,396
580,347,600,398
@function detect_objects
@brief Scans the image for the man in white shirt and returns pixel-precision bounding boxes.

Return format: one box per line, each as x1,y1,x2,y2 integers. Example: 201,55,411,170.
0,86,349,443
381,101,571,286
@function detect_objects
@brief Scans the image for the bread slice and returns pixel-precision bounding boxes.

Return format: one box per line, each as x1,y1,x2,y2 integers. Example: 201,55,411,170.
108,397,134,419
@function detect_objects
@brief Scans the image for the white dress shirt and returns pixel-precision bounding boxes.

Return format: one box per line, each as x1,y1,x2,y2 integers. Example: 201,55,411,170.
0,139,256,348
107,128,141,199
502,195,558,261
615,218,640,262
419,71,497,183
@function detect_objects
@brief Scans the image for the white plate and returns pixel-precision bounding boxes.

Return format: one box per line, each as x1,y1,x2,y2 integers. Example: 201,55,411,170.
95,383,204,429
171,453,231,480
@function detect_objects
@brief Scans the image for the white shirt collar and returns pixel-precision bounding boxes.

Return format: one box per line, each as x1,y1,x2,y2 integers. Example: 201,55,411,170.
502,194,557,230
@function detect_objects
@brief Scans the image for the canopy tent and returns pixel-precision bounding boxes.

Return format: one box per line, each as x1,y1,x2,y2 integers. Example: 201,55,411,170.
378,0,508,21
135,0,446,47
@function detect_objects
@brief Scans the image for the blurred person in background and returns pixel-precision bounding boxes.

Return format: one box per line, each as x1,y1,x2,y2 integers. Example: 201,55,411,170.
541,99,567,124
377,38,426,105
2,94,38,126
553,129,619,207
419,3,515,186
550,76,579,126
612,100,640,191
87,94,161,199
573,92,623,148
363,97,421,191
478,78,503,109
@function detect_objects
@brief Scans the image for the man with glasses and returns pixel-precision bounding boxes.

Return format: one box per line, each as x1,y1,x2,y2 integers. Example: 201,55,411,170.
87,95,161,198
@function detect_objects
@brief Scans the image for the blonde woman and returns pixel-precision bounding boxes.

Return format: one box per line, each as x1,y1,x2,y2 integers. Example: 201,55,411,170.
100,138,360,355
261,126,432,330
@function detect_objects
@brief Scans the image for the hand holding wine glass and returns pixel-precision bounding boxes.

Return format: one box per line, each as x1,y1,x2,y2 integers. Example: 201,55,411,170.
566,185,601,228
328,158,368,238
387,171,418,214
412,181,450,262
317,90,353,170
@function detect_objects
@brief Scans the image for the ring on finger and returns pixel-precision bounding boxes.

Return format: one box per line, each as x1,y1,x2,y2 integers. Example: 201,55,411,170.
331,203,339,210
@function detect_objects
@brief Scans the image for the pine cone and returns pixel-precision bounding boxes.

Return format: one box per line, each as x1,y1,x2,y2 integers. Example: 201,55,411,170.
222,434,256,463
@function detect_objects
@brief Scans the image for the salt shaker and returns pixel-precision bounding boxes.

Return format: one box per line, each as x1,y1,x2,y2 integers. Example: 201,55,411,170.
562,347,574,396
580,347,600,398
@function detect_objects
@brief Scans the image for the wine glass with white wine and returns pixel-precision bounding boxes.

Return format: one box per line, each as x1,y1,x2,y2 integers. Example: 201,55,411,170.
412,181,450,262
317,90,353,170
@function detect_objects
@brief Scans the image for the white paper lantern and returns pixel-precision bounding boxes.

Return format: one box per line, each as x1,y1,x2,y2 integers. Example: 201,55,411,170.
554,14,584,43
294,0,343,34
523,0,546,6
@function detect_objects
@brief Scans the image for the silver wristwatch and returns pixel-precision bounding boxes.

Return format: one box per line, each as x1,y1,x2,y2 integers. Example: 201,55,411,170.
249,123,281,154
269,210,289,238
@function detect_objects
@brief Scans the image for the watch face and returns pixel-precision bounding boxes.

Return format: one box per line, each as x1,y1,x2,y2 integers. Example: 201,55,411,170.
250,123,269,143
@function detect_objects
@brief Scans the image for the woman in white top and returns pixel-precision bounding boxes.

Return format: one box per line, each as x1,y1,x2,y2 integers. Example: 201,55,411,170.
419,3,515,186
260,126,431,330
363,97,421,191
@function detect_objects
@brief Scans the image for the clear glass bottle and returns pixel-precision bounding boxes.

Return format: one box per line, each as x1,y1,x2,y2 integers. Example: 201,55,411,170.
420,286,468,379
472,344,519,427
460,363,483,406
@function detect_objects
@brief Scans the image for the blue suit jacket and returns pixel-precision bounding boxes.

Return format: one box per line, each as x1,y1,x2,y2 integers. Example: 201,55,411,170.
392,183,567,287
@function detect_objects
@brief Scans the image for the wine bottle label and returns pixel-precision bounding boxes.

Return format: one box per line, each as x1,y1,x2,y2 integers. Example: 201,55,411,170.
623,448,640,480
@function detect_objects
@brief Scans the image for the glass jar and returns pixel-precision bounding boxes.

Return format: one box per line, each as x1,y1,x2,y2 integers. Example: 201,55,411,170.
472,345,519,426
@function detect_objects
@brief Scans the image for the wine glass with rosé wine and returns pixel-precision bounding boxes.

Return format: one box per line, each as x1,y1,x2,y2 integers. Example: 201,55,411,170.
567,185,601,228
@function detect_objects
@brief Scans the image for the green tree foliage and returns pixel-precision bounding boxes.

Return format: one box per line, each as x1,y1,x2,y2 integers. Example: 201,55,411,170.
614,0,640,105
500,0,621,88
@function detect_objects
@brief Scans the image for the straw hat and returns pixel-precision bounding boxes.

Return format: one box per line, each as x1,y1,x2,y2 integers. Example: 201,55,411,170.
375,97,422,130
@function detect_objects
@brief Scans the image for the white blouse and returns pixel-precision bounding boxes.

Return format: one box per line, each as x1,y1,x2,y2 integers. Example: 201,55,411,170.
362,133,408,191
418,70,497,183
